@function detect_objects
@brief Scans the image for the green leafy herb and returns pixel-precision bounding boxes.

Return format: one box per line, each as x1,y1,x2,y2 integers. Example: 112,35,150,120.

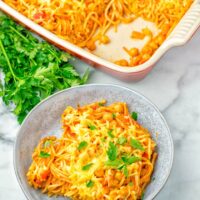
105,159,123,168
88,124,96,130
117,136,127,145
117,155,141,177
117,164,125,170
107,142,118,161
39,151,50,158
0,80,4,96
112,113,116,119
122,165,128,177
105,139,141,178
108,129,114,138
86,180,94,188
78,141,88,150
121,155,141,164
82,163,93,171
131,112,138,121
129,182,133,186
98,102,104,106
130,138,144,151
0,14,89,123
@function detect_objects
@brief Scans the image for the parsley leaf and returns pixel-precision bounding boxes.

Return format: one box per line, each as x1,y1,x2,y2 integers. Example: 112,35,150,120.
82,163,93,171
121,155,141,164
105,159,123,168
107,142,118,161
131,112,138,120
108,129,114,138
78,141,88,150
117,136,127,145
39,151,50,158
130,138,144,151
86,180,94,187
119,155,141,177
112,113,116,119
122,165,128,177
88,124,96,130
0,81,4,96
117,164,125,170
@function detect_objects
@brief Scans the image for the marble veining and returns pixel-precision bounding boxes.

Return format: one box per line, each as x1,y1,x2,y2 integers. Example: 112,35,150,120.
0,29,200,200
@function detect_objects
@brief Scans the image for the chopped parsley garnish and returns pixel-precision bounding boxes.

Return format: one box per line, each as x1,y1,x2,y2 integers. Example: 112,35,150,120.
130,138,144,151
131,112,138,121
78,141,88,150
129,182,133,186
107,142,118,161
122,165,128,177
108,129,114,138
88,124,96,130
39,151,50,158
86,180,94,188
121,155,141,164
106,140,141,177
117,164,125,170
105,159,123,168
112,113,116,119
98,102,104,106
117,136,127,145
119,155,141,177
82,163,93,171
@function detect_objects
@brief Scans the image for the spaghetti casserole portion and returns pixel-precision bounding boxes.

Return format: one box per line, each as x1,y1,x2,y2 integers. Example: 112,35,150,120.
27,100,157,200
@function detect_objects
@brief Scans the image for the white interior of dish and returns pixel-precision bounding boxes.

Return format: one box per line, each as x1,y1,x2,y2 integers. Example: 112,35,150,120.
90,18,159,62
0,0,200,74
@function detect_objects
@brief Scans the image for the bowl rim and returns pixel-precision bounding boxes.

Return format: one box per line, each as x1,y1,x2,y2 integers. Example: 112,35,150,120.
13,83,174,200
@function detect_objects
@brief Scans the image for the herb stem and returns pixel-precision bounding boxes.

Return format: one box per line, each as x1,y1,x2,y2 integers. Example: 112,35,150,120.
9,26,29,42
30,58,37,66
47,48,60,62
0,39,18,82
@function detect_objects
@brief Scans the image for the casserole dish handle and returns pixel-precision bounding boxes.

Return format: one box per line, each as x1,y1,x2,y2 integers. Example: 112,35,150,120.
163,1,200,47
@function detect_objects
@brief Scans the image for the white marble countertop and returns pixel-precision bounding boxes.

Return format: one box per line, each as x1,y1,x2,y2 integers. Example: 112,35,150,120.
1,28,200,200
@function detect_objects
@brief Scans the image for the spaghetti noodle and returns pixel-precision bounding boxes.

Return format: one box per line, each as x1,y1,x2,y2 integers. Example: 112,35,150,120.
4,0,193,66
27,100,157,199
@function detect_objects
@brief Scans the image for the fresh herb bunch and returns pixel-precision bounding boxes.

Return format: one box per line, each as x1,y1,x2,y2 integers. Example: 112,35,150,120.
0,14,89,123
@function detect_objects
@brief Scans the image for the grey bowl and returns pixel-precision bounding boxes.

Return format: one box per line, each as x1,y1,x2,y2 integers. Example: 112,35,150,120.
14,84,174,200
